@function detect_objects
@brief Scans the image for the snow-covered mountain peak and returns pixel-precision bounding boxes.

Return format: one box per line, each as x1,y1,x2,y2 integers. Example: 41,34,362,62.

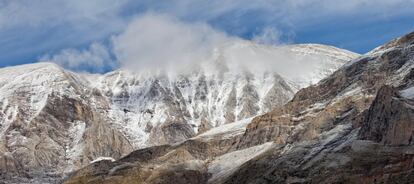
209,41,360,87
0,62,90,131
0,62,61,84
0,61,87,87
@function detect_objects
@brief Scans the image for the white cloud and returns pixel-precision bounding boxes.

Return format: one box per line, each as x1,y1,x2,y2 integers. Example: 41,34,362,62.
112,13,233,73
40,42,115,73
107,13,343,85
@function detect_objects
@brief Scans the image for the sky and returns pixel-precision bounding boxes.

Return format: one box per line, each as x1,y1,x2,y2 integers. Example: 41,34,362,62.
1,0,414,73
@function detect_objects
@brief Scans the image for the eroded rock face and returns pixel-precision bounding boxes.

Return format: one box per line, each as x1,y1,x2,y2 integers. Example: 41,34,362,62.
223,134,414,184
148,121,196,145
359,86,414,146
0,64,133,183
96,67,299,149
223,86,414,184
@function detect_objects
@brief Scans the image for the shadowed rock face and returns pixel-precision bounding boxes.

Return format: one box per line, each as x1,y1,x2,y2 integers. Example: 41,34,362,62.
223,139,414,184
148,121,196,146
63,31,414,184
359,86,414,146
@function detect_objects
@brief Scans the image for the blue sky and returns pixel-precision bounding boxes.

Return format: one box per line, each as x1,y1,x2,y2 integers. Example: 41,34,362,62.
1,0,414,72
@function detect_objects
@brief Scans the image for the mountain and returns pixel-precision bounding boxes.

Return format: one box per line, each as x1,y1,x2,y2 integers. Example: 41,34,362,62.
0,42,356,183
63,32,414,184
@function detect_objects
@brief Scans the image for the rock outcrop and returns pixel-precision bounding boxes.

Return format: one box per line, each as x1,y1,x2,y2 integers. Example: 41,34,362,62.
359,85,414,146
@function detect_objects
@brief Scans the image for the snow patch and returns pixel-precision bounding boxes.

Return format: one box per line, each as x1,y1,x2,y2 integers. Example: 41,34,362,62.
65,121,86,172
208,142,274,183
302,123,353,165
401,86,414,99
90,157,116,163
330,85,363,104
194,118,253,140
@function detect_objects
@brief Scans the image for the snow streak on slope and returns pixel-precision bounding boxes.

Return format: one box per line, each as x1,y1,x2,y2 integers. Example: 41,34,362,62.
208,142,275,183
401,87,414,99
194,118,253,141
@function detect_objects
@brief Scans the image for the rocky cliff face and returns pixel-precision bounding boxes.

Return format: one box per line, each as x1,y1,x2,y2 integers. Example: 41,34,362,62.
63,32,414,184
0,42,355,183
359,86,414,146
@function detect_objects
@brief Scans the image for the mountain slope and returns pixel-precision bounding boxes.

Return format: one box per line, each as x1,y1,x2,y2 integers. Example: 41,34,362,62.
0,63,133,183
223,31,414,183
88,42,357,148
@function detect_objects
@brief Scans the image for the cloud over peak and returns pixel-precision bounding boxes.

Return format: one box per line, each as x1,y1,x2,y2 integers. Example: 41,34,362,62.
112,13,232,73
42,13,234,73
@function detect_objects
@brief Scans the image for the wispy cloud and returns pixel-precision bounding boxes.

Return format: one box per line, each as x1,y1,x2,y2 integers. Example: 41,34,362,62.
252,27,285,45
40,42,115,73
